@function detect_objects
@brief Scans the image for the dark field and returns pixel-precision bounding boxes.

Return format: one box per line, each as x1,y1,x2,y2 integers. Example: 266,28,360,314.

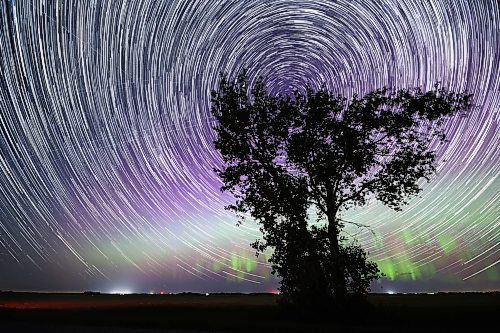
0,292,498,332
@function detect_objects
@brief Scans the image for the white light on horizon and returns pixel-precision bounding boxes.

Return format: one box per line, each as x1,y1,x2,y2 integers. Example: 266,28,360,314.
110,289,132,295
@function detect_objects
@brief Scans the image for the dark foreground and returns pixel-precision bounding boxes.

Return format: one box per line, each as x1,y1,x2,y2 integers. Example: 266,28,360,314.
0,292,498,332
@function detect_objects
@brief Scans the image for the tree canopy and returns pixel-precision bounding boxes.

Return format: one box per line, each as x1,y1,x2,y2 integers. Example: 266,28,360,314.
211,71,471,306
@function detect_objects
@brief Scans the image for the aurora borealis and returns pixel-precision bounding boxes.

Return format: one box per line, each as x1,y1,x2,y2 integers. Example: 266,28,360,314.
0,0,498,293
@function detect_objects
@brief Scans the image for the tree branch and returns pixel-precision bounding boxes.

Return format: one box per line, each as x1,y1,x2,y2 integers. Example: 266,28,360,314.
338,177,381,207
338,218,376,238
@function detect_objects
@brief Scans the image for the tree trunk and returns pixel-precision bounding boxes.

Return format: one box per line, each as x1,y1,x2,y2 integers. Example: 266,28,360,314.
327,212,348,303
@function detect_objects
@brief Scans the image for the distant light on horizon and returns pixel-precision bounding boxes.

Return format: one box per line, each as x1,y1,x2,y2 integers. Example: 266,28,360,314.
110,289,133,295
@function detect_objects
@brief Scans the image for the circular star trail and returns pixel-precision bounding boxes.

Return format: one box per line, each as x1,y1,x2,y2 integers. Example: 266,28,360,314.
0,0,498,293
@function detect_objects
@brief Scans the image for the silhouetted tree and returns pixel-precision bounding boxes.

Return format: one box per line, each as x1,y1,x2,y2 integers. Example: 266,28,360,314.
211,71,471,306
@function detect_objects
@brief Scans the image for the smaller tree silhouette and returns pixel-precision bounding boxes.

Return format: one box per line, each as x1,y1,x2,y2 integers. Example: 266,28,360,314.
211,71,471,306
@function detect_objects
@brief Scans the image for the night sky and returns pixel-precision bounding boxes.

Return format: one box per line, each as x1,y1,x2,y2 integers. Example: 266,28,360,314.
0,0,498,294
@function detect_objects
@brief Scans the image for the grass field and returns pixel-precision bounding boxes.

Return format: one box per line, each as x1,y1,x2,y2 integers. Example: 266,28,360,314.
0,292,498,332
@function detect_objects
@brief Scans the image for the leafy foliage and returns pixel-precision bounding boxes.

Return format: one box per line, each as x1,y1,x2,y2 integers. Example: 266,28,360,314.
211,70,471,306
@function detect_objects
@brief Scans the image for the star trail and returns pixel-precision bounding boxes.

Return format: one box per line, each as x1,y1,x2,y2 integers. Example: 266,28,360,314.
0,0,498,293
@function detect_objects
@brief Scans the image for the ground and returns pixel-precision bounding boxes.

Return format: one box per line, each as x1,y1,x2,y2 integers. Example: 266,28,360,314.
0,292,498,332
